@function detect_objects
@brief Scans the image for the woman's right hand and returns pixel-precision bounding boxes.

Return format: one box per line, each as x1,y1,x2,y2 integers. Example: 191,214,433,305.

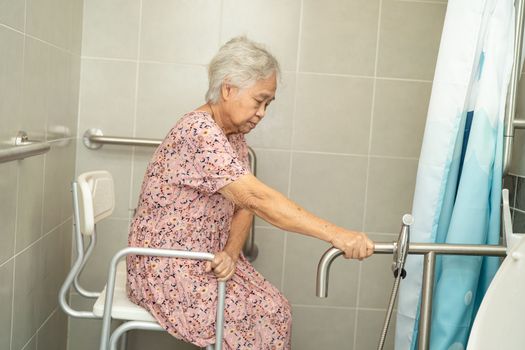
330,229,374,260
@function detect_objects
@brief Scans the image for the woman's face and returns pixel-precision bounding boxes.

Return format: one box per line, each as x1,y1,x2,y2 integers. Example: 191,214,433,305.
223,73,277,134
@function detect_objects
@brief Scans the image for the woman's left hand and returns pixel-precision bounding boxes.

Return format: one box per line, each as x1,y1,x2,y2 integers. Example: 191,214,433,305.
205,251,237,281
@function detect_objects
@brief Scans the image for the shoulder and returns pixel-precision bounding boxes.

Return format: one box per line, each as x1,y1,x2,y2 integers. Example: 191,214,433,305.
169,111,223,143
175,111,216,133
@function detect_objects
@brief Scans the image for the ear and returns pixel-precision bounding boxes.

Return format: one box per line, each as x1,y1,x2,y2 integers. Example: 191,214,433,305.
221,82,237,102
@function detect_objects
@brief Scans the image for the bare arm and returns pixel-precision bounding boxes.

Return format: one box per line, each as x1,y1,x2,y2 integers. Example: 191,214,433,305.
219,174,374,259
206,207,253,281
224,207,253,260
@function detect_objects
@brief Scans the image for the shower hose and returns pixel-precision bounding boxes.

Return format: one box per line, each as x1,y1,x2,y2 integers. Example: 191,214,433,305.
377,214,412,350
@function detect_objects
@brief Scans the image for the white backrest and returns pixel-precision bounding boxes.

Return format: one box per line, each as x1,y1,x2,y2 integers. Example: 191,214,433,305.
76,170,115,236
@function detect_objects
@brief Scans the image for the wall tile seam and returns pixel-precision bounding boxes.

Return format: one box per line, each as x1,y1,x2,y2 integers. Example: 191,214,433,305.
7,217,70,267
249,148,419,161
280,0,305,293
290,304,390,312
354,0,384,345
100,216,133,222
19,307,59,350
0,21,80,60
508,172,525,179
9,257,16,350
0,21,25,36
218,0,224,45
72,55,433,84
39,147,48,244
297,71,433,84
46,137,77,144
81,55,208,68
127,0,144,215
513,207,525,214
291,304,358,311
24,33,74,55
9,14,25,342
395,0,447,5
27,29,75,57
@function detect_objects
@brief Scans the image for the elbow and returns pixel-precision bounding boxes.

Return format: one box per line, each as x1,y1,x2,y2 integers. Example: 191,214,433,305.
238,194,262,213
236,191,265,214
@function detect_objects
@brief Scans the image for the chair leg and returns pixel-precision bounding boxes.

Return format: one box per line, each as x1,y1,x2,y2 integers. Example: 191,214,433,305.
119,331,128,350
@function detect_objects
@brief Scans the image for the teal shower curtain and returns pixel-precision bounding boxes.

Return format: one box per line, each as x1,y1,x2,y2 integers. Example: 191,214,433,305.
395,0,515,349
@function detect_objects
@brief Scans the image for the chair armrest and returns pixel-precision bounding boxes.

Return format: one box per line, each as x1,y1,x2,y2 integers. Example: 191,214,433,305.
100,247,226,350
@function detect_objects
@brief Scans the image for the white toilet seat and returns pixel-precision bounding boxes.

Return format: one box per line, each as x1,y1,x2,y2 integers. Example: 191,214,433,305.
467,236,525,350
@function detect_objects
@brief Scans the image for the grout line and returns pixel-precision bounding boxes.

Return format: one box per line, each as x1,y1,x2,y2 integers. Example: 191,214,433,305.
296,70,433,83
9,218,68,267
251,147,418,160
75,59,430,84
19,307,59,350
41,150,47,238
512,175,518,208
291,304,358,310
127,0,144,220
354,1,383,348
0,256,14,269
80,55,138,63
81,54,208,68
0,22,24,36
397,0,447,4
218,0,224,44
291,303,390,312
10,3,27,347
512,207,525,215
280,0,304,292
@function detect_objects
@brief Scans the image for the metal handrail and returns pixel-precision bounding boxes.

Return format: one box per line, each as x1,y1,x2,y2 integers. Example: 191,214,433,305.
0,131,50,164
316,242,507,350
503,0,525,175
82,128,259,261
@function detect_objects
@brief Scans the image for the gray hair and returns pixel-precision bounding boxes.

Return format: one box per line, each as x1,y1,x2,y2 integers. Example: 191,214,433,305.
205,36,280,103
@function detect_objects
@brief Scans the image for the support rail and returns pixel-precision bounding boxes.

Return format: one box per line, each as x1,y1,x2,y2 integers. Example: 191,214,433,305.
82,128,259,261
503,0,525,174
0,131,50,164
316,243,507,350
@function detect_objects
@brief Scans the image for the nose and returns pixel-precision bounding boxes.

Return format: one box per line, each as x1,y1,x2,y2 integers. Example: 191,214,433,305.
255,103,266,118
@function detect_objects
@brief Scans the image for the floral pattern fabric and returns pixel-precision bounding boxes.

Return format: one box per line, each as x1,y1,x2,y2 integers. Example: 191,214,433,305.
127,111,292,349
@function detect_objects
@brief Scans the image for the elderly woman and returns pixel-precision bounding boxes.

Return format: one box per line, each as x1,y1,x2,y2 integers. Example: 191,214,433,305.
127,37,374,349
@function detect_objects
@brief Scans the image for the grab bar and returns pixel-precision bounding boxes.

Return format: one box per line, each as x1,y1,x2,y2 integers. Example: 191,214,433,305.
83,128,259,261
0,131,50,164
317,242,507,350
503,0,525,175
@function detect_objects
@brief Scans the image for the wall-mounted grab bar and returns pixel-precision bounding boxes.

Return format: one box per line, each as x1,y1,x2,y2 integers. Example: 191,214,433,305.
317,242,507,350
0,131,50,164
503,0,525,175
83,128,259,261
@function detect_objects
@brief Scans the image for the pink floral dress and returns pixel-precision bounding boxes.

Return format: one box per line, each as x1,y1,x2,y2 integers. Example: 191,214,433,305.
127,111,292,349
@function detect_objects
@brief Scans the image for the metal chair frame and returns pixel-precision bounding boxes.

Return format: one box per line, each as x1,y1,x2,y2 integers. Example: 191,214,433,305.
59,173,226,350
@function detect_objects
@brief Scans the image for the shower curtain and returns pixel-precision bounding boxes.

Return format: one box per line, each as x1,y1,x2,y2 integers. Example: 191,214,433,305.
395,1,515,349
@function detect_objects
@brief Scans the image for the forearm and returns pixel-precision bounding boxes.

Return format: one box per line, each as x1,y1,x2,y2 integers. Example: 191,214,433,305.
224,207,253,260
250,187,338,243
220,175,373,260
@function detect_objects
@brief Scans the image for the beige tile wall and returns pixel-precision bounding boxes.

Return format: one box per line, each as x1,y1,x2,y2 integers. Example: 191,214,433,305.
70,0,446,349
0,0,83,349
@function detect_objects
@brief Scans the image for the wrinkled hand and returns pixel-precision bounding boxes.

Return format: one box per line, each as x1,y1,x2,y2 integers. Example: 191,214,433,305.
331,230,374,260
205,251,237,281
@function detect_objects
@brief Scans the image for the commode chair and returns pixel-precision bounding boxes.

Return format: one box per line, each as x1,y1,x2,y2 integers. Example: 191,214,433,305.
59,170,226,350
466,189,525,349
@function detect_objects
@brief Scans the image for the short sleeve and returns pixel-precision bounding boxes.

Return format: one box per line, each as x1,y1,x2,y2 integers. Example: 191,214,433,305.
228,133,251,171
185,117,248,194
